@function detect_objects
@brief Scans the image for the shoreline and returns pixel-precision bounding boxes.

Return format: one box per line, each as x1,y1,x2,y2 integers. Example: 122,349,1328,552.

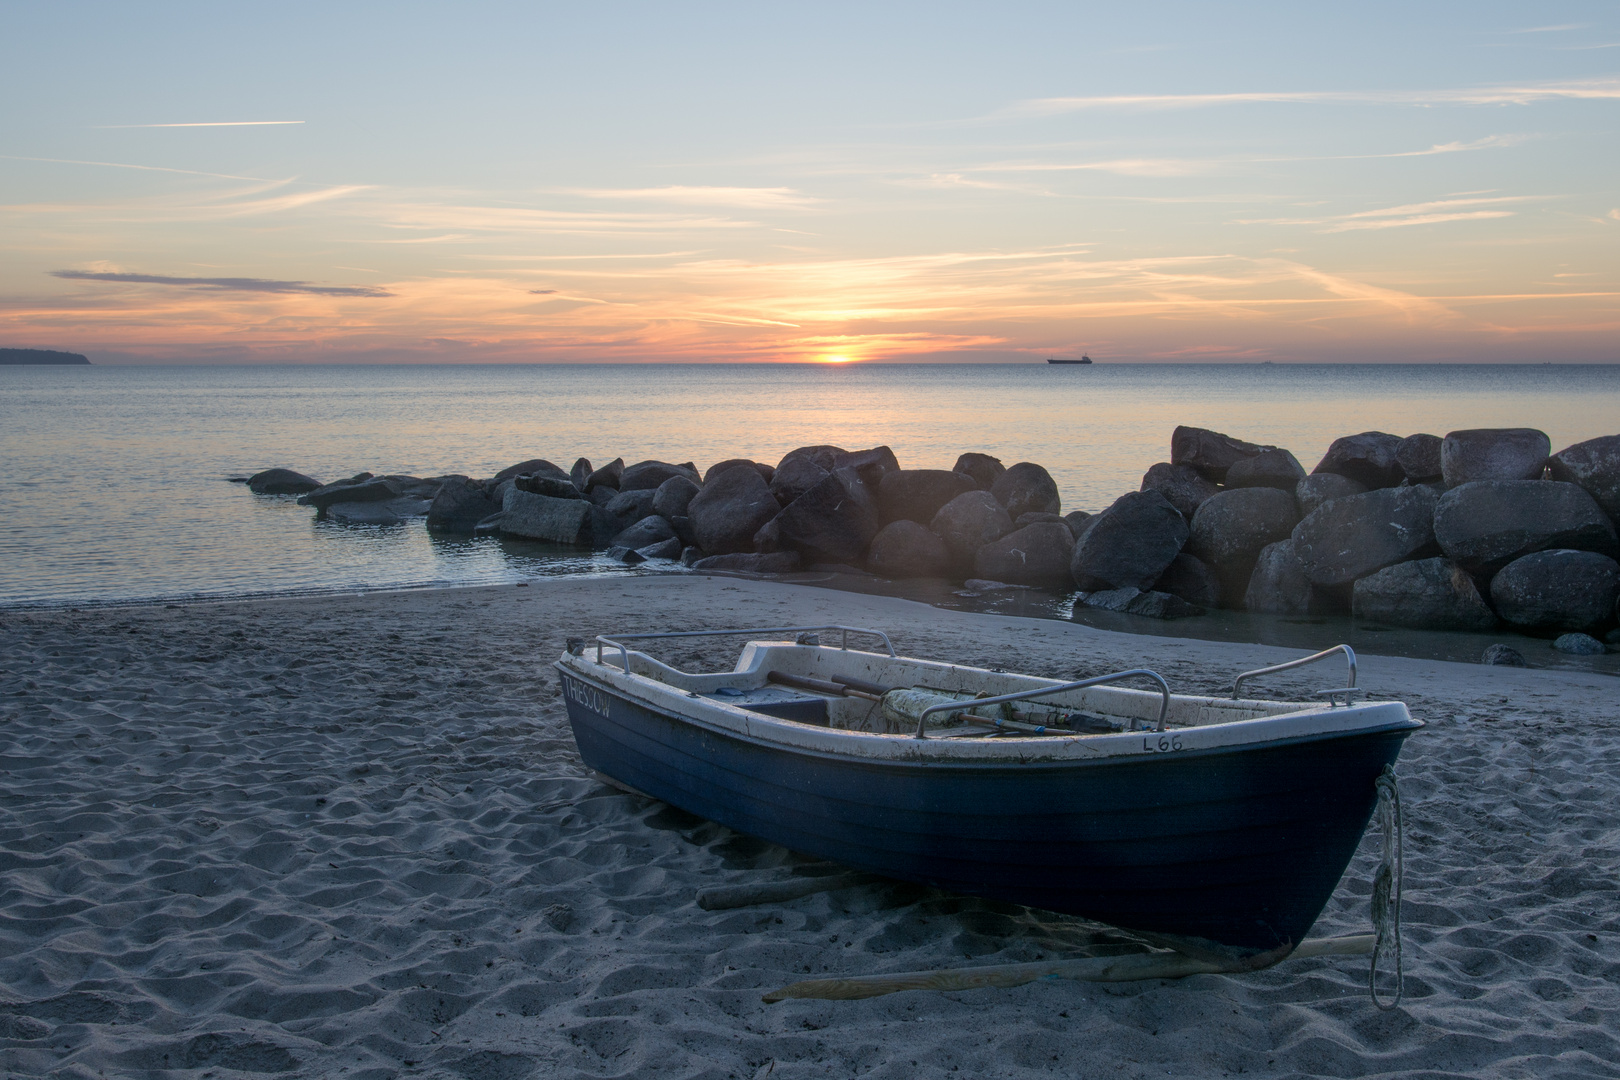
2,575,1615,1077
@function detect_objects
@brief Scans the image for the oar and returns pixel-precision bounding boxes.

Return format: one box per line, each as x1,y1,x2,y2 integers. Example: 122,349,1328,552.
761,935,1375,1003
767,670,885,702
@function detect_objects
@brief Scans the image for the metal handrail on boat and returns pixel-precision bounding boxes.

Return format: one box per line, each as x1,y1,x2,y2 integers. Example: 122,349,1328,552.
592,625,898,674
914,668,1172,739
1230,644,1356,701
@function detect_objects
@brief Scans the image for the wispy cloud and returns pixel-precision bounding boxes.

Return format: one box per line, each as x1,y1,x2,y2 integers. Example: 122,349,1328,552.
562,186,817,209
0,153,285,182
1239,195,1541,231
998,77,1620,117
50,270,392,297
94,120,305,128
1507,23,1586,33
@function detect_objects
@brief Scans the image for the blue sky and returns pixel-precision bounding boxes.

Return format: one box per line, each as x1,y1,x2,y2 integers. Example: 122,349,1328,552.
2,1,1616,362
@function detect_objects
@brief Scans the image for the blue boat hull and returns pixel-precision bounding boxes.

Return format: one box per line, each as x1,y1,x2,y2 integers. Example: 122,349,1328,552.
559,671,1411,957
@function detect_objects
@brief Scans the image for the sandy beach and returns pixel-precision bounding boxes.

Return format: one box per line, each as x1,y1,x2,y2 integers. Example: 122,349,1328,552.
2,575,1616,1079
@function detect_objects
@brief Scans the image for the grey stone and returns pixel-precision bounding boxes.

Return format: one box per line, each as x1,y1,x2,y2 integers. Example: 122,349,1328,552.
1170,426,1271,483
1351,558,1497,631
620,460,700,491
1312,432,1404,489
769,454,831,505
833,446,900,487
953,453,1006,490
776,444,847,473
1063,510,1092,536
298,476,401,509
1396,434,1443,481
670,514,698,548
1224,448,1307,491
1548,434,1620,520
704,458,774,484
515,474,586,500
1481,644,1527,666
494,458,570,483
775,469,880,563
1070,489,1188,592
1552,633,1606,656
963,578,1030,592
972,522,1075,588
991,462,1061,519
679,546,704,566
929,491,1015,567
589,485,617,507
1076,587,1203,619
1152,553,1219,609
1140,462,1220,519
636,537,683,561
866,520,951,578
690,551,803,574
386,475,444,500
1244,540,1317,616
1291,485,1441,586
1433,480,1618,573
1441,428,1550,486
611,515,677,550
606,545,645,565
651,476,700,519
1295,473,1367,517
1489,549,1620,632
473,511,505,534
570,457,593,490
1016,511,1068,529
879,469,979,526
426,475,498,533
247,468,322,495
688,466,781,556
753,515,782,553
604,488,658,525
500,488,595,545
324,501,402,526
585,458,624,492
1188,488,1300,603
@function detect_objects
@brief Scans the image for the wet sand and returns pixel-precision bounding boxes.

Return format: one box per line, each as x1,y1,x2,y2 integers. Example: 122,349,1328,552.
1,576,1616,1078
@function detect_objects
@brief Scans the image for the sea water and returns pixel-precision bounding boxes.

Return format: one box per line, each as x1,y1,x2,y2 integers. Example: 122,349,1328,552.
3,363,1618,662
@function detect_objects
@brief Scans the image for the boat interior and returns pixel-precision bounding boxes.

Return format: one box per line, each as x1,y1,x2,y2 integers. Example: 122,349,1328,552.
577,628,1362,739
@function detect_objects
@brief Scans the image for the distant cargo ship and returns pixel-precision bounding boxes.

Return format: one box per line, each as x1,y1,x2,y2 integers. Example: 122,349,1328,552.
1047,355,1092,365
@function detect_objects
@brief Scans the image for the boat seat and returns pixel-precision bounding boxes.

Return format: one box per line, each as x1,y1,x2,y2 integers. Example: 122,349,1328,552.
703,685,830,726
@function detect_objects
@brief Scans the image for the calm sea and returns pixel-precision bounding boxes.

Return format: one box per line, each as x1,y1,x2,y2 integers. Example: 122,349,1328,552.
4,364,1619,623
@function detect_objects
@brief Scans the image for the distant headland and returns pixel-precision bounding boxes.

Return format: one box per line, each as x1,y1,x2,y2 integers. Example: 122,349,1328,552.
0,348,91,365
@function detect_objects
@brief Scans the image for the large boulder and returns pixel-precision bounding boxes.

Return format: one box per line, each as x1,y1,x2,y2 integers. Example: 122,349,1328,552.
1140,462,1219,520
494,458,571,483
878,469,979,525
1170,426,1271,483
570,457,593,490
620,461,700,491
651,475,701,518
1433,481,1618,573
298,476,402,509
1187,488,1300,604
769,454,832,505
1295,473,1367,518
775,469,880,563
690,551,802,574
1244,540,1315,615
1489,550,1620,632
1441,429,1550,486
832,446,900,488
1351,558,1497,631
704,458,774,485
687,466,781,556
1290,485,1441,586
972,522,1075,588
247,468,322,495
929,491,1014,567
1548,435,1620,520
1312,432,1404,489
500,488,595,545
866,520,951,579
990,462,1061,519
585,458,625,492
516,473,586,500
776,445,846,473
953,453,1006,490
425,475,498,533
1395,434,1443,482
1075,587,1203,620
1224,448,1307,491
611,515,677,550
604,487,658,524
1069,490,1188,592
1152,553,1219,609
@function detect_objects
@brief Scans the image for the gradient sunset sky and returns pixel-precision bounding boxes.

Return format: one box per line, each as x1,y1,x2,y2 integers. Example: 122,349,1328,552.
3,2,1617,364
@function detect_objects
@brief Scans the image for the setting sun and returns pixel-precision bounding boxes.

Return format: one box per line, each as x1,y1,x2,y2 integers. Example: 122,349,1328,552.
820,354,856,364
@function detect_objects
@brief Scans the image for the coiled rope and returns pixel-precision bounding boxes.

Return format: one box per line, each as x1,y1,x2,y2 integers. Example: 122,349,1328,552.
1369,764,1404,1009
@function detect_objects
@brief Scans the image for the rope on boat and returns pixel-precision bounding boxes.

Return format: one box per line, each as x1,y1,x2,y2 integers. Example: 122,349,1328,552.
1369,764,1404,1010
